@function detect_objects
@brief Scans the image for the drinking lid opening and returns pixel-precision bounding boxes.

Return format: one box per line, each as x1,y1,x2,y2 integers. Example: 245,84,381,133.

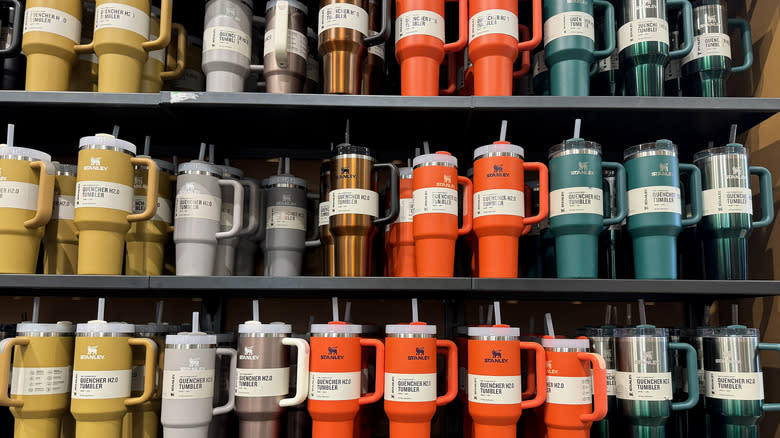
468,325,520,337
385,323,437,335
623,140,677,161
311,322,362,334
267,0,309,14
239,321,293,334
263,174,307,189
76,321,135,335
16,321,74,334
699,325,758,338
178,161,223,176
693,144,748,163
473,143,525,160
413,151,458,168
548,138,601,159
541,337,589,349
79,134,137,155
54,162,77,175
0,146,51,162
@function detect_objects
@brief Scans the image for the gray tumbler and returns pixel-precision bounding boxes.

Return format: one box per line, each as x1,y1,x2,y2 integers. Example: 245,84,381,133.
202,0,262,92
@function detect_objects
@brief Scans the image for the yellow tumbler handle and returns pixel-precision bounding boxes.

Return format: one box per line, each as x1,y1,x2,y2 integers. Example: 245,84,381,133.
24,160,55,229
143,0,172,51
127,157,159,222
0,337,30,408
125,338,157,407
160,23,187,80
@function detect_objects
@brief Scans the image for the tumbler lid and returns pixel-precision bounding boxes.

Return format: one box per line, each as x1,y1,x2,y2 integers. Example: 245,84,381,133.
385,322,437,335
614,325,668,337
178,161,223,176
79,134,137,155
541,337,589,349
76,321,135,335
16,321,74,334
154,159,176,174
266,0,308,15
699,325,759,338
579,327,615,337
239,321,292,334
623,140,677,161
693,144,748,164
333,143,373,159
0,146,51,162
468,325,520,337
220,165,244,180
135,323,169,335
54,162,78,176
311,322,362,334
473,142,525,160
548,138,602,160
214,332,235,345
399,167,413,179
166,331,218,345
413,151,458,168
263,174,307,190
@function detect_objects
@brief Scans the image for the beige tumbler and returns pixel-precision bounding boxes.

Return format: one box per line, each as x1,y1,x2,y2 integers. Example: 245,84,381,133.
23,0,82,90
43,163,78,275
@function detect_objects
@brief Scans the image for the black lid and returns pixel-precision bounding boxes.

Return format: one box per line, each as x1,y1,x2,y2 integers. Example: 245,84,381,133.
333,143,372,157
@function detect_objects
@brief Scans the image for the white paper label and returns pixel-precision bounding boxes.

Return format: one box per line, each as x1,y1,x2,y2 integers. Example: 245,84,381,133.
23,7,81,43
413,187,458,216
615,371,673,401
236,367,290,397
264,29,308,60
550,187,603,217
395,10,445,43
131,365,145,392
75,181,134,213
71,369,132,399
533,50,548,77
95,3,150,38
664,58,681,80
174,191,222,222
598,50,619,72
385,372,436,402
395,197,414,223
702,187,753,216
543,11,595,46
705,371,764,400
149,35,165,63
546,375,593,405
469,9,519,42
267,205,307,231
0,181,38,210
318,3,368,35
627,186,681,216
308,371,361,401
134,196,173,223
329,189,378,217
367,30,386,59
682,33,731,65
606,369,616,396
11,366,71,395
53,195,75,220
318,201,330,226
617,18,669,53
468,374,522,404
203,26,251,58
162,369,215,400
474,189,525,218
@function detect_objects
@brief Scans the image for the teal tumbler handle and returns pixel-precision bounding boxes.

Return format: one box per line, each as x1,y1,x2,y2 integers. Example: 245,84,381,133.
749,166,774,228
728,18,753,73
758,343,780,411
602,162,626,226
667,0,694,59
670,342,699,411
593,0,615,59
679,163,702,227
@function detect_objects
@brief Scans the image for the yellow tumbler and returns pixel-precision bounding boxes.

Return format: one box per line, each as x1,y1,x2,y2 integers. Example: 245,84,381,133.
140,8,186,93
43,163,79,275
23,0,82,90
69,1,98,92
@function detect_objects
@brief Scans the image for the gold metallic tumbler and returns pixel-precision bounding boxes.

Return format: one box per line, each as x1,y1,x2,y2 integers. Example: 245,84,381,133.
43,163,79,275
23,0,82,91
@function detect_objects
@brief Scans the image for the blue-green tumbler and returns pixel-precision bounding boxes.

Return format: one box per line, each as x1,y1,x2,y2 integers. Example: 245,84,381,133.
543,0,615,95
549,139,626,278
693,144,774,280
624,140,702,279
617,0,694,95
532,49,551,95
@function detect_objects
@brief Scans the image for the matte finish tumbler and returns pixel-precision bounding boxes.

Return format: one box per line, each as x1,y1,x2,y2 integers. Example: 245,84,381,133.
388,166,415,276
693,144,773,280
0,146,54,273
549,139,626,278
22,0,80,90
202,0,257,92
0,321,74,438
214,164,254,276
263,0,309,93
624,140,702,279
43,163,78,275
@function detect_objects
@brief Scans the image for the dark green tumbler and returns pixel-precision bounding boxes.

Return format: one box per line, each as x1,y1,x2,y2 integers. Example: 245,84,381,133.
549,139,627,278
532,49,551,95
625,140,702,279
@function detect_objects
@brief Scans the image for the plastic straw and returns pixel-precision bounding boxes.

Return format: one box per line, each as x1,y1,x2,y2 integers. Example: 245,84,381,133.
344,302,352,323
198,143,206,161
332,297,339,322
225,158,231,167
411,298,419,323
626,304,632,326
112,125,120,137
155,301,164,324
6,124,14,148
192,312,199,333
423,141,430,155
574,119,581,139
729,124,738,144
732,304,738,325
209,144,215,163
415,147,420,157
277,158,283,175
638,299,647,325
407,158,411,167
253,300,260,322
308,315,315,332
605,304,612,326
32,297,40,324
545,313,554,337
612,306,618,326
172,156,178,168
97,298,105,321
285,158,290,174
345,120,350,144
478,305,485,325
493,301,502,325
486,304,494,325
703,305,711,327
500,120,508,142
144,136,151,156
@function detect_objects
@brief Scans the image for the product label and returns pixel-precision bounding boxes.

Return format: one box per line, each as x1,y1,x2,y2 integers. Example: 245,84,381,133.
395,197,414,223
53,195,76,220
367,30,386,59
329,188,378,217
264,29,308,60
174,191,222,222
550,187,603,217
469,9,519,42
148,35,165,63
318,201,330,226
702,187,753,216
162,369,215,400
71,369,132,399
308,371,361,401
75,181,134,212
682,33,731,65
474,189,524,218
95,3,150,38
664,58,681,80
267,205,307,231
617,18,669,52
318,3,368,35
598,50,619,72
130,365,145,392
203,26,251,58
543,11,595,46
0,181,38,210
133,196,173,223
546,375,593,405
705,371,764,400
23,7,81,43
627,186,681,216
606,369,616,396
413,187,458,216
235,367,290,397
395,10,445,43
533,50,548,77
385,372,436,402
11,366,71,395
468,374,522,404
615,371,673,401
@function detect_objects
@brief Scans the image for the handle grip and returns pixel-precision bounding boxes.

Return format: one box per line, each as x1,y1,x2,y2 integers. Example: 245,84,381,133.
215,179,244,239
593,0,616,59
522,162,549,225
238,179,260,236
749,166,774,228
160,23,188,80
513,24,532,79
602,162,626,226
518,0,542,51
0,0,22,56
143,0,173,51
213,348,237,415
436,339,458,406
274,0,290,68
358,338,384,405
0,337,28,408
442,0,468,53
280,337,310,407
127,158,159,222
24,160,55,229
519,341,546,409
439,53,457,95
670,342,698,411
577,352,608,422
519,184,533,236
758,343,780,411
364,0,389,46
728,18,753,73
374,163,399,226
667,0,694,59
457,175,473,236
305,192,322,247
125,338,157,406
679,163,702,227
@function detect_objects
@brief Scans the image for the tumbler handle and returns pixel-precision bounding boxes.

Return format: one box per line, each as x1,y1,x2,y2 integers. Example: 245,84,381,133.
0,337,28,408
358,338,385,405
758,343,780,411
125,338,157,406
457,175,473,236
143,0,173,51
727,18,753,74
280,337,310,407
520,183,533,236
667,0,693,59
24,160,55,229
517,0,542,51
443,0,468,53
513,25,532,78
593,0,615,59
273,0,290,68
215,179,244,239
160,23,188,80
305,192,322,247
749,166,774,229
670,342,698,411
127,158,159,223
0,0,22,56
363,0,389,46
679,163,702,227
213,348,237,415
436,339,458,406
577,352,608,422
439,53,457,95
522,162,549,225
602,162,626,226
373,163,399,227
519,341,546,409
238,179,260,236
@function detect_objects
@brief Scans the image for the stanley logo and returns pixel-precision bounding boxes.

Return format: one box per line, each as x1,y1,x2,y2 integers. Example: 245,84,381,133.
321,346,345,360
186,357,204,370
80,345,105,360
408,346,431,361
436,174,456,188
84,157,109,172
727,166,745,181
571,161,595,176
651,162,672,177
487,164,510,178
484,349,508,364
240,345,260,361
338,167,356,180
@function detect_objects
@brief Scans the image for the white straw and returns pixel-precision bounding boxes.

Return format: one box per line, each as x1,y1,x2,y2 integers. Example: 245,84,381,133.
253,300,259,322
345,120,350,144
6,124,14,148
344,301,352,323
172,155,178,168
478,305,485,325
414,147,421,157
225,158,231,167
605,304,612,325
493,301,501,325
155,301,164,324
97,298,105,321
277,158,283,175
32,297,40,324
144,136,151,156
500,120,508,142
545,313,555,337
332,297,339,322
285,157,290,174
192,312,199,333
112,125,120,137
729,124,738,144
703,305,711,327
423,141,430,155
411,299,419,322
731,304,738,325
638,299,647,325
486,304,494,325
198,143,206,161
574,119,582,139
209,144,215,163
308,315,315,332
626,304,632,326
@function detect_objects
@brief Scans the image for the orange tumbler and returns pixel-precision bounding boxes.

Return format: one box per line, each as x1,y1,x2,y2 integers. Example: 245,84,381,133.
468,324,546,438
389,166,415,276
468,0,542,95
540,336,608,438
308,322,385,438
412,151,472,277
473,141,549,278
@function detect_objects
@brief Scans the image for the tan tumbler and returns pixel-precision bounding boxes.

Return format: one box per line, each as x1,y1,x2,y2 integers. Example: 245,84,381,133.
23,0,82,91
43,163,79,275
140,7,186,93
69,0,98,92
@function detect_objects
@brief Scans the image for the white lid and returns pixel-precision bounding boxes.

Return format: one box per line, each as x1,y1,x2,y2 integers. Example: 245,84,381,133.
54,162,77,175
79,134,136,155
385,324,437,335
413,152,458,168
178,161,222,175
220,165,244,179
239,321,292,334
311,323,362,334
166,332,217,345
263,174,307,189
135,323,169,334
0,146,51,162
76,321,135,334
468,326,520,337
16,321,74,333
214,332,235,343
399,167,413,178
541,338,590,349
474,143,525,160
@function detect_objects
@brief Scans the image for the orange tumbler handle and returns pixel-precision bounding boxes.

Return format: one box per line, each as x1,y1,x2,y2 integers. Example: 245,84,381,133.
517,0,543,52
577,352,608,423
439,53,457,95
521,162,548,225
512,24,531,79
0,337,29,408
520,346,535,399
519,341,546,410
457,175,473,236
443,0,469,54
359,338,385,405
436,339,458,406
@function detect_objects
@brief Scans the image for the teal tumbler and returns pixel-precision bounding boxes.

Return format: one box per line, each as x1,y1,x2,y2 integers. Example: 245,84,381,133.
532,49,551,95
